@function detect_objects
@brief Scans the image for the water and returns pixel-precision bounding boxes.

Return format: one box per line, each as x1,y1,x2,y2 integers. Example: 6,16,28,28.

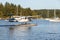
0,19,60,40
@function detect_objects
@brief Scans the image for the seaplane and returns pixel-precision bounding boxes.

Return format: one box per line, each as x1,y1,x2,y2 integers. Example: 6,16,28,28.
0,16,36,26
7,16,32,23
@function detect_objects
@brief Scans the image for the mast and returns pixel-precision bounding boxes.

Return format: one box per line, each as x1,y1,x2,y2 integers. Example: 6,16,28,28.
54,9,56,18
16,5,18,16
20,9,22,16
47,9,49,18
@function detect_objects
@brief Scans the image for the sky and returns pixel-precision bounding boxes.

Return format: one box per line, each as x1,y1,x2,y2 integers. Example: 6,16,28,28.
0,0,60,10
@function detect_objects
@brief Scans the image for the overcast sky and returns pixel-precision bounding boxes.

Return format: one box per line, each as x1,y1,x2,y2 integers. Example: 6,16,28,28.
0,0,60,10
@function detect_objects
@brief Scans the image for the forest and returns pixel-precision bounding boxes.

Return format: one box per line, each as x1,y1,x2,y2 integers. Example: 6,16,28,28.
0,2,60,19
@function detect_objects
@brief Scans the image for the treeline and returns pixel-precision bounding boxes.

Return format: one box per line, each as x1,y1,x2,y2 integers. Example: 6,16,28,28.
0,2,60,18
0,2,33,18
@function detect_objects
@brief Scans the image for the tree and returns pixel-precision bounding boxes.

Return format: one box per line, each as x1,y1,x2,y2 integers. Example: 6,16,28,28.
0,3,4,18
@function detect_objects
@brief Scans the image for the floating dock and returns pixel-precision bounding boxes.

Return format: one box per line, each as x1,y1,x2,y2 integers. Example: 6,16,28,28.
0,23,37,27
16,23,37,27
9,23,37,30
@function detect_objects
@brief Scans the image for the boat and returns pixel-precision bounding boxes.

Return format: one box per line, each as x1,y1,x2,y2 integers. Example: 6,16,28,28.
45,18,51,20
45,9,60,22
6,16,31,22
49,9,60,22
45,10,51,21
49,17,60,22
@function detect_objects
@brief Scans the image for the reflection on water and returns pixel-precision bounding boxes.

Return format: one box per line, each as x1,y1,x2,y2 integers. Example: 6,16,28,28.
0,19,60,40
0,27,9,40
12,26,31,40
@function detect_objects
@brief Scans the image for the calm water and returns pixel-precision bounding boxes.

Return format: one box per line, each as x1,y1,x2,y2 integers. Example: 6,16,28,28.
0,19,60,40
